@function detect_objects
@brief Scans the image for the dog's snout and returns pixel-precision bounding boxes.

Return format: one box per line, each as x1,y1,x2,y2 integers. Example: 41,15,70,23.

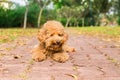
56,41,61,44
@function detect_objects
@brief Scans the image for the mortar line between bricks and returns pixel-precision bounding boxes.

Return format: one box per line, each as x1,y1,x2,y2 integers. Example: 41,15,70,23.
84,39,120,68
17,59,34,80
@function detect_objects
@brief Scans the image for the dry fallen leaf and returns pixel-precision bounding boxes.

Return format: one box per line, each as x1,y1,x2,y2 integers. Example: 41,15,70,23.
13,55,22,59
28,59,34,65
98,45,107,48
73,66,78,71
15,39,28,46
0,53,6,58
102,38,111,42
0,46,15,51
0,47,4,51
65,74,78,80
5,47,13,51
114,45,120,48
0,67,9,73
51,75,55,80
104,53,108,56
107,56,120,67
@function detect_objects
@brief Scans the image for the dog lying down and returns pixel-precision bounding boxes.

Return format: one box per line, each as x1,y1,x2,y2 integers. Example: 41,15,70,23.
32,20,75,63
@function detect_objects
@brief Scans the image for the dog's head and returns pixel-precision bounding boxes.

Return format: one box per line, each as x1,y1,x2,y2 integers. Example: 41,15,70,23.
38,21,68,51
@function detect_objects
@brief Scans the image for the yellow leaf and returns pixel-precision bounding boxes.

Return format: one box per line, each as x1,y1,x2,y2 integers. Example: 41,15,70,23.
73,66,78,71
65,74,78,80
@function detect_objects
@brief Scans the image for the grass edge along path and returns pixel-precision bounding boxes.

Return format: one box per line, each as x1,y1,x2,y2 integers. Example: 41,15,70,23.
0,26,120,43
67,26,120,42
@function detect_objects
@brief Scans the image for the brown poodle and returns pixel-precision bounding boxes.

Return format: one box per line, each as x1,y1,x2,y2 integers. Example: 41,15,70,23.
32,20,75,62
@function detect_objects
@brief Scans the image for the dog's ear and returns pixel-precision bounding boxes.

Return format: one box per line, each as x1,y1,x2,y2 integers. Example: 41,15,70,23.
37,29,46,43
63,32,68,41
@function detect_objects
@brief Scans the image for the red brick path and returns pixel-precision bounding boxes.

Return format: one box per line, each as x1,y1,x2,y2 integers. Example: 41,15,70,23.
0,35,120,80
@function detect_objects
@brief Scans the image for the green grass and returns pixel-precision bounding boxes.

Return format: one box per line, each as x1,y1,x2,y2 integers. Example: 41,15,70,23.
0,28,38,43
67,26,120,41
0,27,120,43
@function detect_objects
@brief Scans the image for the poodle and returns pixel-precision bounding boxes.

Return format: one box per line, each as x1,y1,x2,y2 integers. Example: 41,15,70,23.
32,20,75,62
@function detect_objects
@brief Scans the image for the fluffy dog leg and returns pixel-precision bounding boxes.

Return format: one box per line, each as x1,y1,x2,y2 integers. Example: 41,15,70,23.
32,45,46,62
52,52,69,63
63,45,76,53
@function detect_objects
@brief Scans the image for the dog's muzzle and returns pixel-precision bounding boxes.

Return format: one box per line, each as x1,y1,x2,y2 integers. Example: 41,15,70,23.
46,40,63,51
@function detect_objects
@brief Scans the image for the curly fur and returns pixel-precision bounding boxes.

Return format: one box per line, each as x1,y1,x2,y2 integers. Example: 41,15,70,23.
32,20,75,62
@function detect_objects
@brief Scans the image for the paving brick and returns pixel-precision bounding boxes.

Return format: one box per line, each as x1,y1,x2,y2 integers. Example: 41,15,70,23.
0,35,120,80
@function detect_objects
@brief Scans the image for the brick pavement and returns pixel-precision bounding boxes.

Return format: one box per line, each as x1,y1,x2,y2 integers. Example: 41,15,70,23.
0,35,120,80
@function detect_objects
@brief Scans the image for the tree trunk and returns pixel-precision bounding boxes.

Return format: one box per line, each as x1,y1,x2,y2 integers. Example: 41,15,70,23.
23,6,28,29
102,13,108,26
76,21,79,27
37,0,49,28
82,18,84,27
37,8,43,28
75,19,79,27
65,18,71,27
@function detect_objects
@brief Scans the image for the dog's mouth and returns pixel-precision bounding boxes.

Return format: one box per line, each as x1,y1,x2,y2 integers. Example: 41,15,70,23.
46,42,63,51
52,41,62,45
52,43,62,48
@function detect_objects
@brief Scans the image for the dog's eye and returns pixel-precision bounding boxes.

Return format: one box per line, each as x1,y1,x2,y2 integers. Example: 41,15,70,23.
50,34,54,36
58,33,63,36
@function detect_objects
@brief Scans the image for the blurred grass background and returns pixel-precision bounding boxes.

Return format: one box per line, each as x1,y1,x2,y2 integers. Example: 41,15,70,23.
0,27,120,43
0,28,38,43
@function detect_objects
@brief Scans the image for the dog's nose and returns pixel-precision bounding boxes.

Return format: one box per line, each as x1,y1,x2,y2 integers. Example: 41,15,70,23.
56,41,61,44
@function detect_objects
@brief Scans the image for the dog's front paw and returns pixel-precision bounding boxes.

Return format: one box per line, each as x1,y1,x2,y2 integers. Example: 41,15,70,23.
52,53,69,63
63,45,76,53
32,54,46,62
67,47,76,52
